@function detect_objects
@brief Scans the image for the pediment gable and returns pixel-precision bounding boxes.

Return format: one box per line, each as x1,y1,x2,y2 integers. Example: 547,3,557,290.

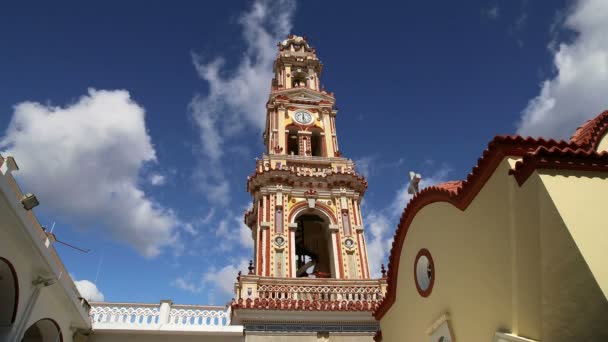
271,88,335,104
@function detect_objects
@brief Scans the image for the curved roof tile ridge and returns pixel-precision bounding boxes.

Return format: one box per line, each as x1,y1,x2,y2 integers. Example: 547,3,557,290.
374,112,608,320
569,110,608,149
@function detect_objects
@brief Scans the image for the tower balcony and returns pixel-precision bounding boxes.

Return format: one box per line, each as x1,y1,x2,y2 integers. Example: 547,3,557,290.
232,275,387,312
255,154,357,177
248,154,368,195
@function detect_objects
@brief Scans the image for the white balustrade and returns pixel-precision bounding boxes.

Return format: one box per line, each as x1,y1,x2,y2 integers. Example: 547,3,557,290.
90,303,159,328
168,305,231,327
89,302,241,334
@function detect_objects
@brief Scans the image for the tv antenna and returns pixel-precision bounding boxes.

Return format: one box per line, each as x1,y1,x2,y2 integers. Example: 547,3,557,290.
43,222,90,253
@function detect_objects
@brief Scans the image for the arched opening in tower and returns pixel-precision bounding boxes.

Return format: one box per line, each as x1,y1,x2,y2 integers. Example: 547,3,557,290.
292,72,307,88
310,128,323,157
295,214,333,278
287,127,299,155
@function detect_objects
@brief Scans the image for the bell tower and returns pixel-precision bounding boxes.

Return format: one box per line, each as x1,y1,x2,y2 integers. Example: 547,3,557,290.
249,35,370,280
233,35,385,339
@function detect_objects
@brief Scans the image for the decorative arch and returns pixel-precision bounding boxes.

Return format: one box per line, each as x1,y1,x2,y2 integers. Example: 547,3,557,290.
22,318,62,342
288,201,337,225
0,257,19,326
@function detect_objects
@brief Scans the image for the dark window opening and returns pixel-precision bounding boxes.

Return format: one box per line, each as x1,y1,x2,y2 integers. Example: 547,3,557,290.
295,214,333,278
287,129,299,155
311,130,322,157
292,72,307,88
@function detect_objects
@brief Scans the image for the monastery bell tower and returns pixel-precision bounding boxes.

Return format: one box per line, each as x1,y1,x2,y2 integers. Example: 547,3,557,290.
246,35,371,280
233,35,385,339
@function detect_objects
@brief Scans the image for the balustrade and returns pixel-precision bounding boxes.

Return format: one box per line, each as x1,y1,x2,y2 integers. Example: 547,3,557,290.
89,301,239,332
257,283,383,302
234,277,387,311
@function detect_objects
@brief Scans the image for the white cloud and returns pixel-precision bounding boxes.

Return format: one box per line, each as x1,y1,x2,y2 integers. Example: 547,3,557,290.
364,167,451,277
0,89,180,257
203,258,249,296
483,5,500,20
364,210,392,278
239,220,254,249
518,0,608,139
75,279,104,302
182,222,198,236
214,214,255,251
189,0,296,203
354,156,374,177
172,277,202,293
148,173,166,186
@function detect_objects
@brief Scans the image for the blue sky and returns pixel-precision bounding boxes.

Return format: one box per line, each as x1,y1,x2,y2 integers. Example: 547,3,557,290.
1,0,607,305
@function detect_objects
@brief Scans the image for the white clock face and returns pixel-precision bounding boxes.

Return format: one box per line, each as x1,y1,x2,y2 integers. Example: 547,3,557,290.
293,111,313,125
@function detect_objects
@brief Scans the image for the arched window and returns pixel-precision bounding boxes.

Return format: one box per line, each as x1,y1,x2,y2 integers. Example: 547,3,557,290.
287,127,299,155
0,257,18,329
310,129,323,157
22,319,62,342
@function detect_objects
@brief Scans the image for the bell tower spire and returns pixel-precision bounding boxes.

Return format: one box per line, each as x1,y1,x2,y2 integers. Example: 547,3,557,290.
263,35,340,159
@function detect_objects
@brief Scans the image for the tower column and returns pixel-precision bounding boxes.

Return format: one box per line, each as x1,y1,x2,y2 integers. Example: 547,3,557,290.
328,224,341,279
260,223,270,276
288,223,298,278
278,107,286,153
322,113,335,158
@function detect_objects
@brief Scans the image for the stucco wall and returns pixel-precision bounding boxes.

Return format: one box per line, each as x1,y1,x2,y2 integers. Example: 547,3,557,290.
92,333,243,342
0,193,84,342
245,333,373,342
539,170,608,341
246,334,316,342
381,161,517,341
380,159,608,341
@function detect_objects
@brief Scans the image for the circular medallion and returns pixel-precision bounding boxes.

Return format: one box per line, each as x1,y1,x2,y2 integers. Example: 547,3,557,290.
344,238,355,249
274,235,286,247
293,111,313,125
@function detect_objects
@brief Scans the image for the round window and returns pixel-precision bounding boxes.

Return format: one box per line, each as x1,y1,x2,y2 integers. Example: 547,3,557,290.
414,248,434,297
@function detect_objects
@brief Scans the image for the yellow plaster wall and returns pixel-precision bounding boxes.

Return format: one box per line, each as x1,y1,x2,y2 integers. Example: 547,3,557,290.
539,170,608,299
596,132,608,152
538,170,608,340
380,161,516,342
380,160,608,341
509,172,542,338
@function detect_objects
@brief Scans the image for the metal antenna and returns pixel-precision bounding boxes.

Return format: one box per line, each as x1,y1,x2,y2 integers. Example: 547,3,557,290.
45,221,90,253
54,238,90,253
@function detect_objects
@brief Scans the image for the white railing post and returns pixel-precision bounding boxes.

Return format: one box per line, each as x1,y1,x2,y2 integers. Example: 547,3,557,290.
159,300,172,326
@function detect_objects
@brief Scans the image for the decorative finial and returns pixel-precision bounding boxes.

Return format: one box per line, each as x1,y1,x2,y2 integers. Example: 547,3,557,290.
381,264,387,278
248,260,254,275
